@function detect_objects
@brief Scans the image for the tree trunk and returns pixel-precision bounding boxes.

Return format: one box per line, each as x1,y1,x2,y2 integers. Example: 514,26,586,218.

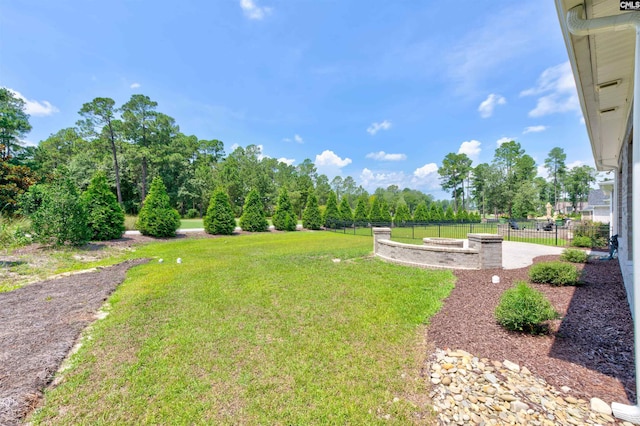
141,157,148,203
107,124,123,204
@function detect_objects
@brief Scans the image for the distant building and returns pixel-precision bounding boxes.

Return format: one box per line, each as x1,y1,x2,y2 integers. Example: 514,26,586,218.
580,187,611,224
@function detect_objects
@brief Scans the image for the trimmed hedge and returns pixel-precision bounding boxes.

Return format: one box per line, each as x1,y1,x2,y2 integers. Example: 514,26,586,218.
137,177,181,237
239,189,269,232
81,171,125,241
204,189,236,235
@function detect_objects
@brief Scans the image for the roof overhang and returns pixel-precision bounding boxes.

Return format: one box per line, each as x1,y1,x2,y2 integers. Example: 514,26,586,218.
555,0,636,171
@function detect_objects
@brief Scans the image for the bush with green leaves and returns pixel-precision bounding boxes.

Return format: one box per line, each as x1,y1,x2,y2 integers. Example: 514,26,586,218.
561,248,588,263
338,197,353,224
239,189,269,232
495,281,559,333
393,202,411,226
413,201,429,223
353,197,369,226
368,196,383,223
80,171,125,241
571,235,592,248
204,189,236,235
186,208,199,219
529,261,580,286
136,176,181,237
379,200,392,224
323,191,340,228
302,192,322,230
20,178,91,246
272,189,297,231
444,205,455,221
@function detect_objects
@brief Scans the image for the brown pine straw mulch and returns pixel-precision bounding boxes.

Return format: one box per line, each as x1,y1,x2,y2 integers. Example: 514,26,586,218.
427,255,635,406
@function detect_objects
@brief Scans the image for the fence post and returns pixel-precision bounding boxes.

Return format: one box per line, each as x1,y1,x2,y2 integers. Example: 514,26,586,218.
412,224,415,240
555,224,558,246
438,224,441,238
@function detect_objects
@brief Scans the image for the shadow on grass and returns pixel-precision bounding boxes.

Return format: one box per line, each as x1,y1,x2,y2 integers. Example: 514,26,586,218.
548,258,636,403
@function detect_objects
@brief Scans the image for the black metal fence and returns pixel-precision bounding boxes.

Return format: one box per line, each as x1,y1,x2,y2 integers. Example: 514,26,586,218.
324,219,611,248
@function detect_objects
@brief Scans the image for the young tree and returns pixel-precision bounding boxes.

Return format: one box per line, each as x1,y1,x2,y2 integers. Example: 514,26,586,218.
20,178,91,246
413,201,429,223
204,189,236,235
302,192,322,230
323,191,340,228
368,196,383,223
544,147,567,212
444,205,455,221
338,197,353,224
239,188,269,232
353,196,369,225
81,171,125,240
272,188,297,231
136,176,181,237
565,165,596,211
394,201,411,225
380,199,392,224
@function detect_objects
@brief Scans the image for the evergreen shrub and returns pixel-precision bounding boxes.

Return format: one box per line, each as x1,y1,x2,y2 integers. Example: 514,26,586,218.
302,192,322,230
239,189,269,232
81,171,125,241
529,261,579,286
495,281,559,333
272,189,297,231
204,189,236,235
561,248,588,263
571,236,592,248
137,176,181,237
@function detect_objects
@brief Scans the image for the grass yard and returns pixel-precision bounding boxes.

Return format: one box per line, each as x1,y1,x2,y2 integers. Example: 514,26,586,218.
30,232,454,424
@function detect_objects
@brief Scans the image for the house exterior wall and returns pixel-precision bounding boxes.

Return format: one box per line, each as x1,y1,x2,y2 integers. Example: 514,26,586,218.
619,136,634,312
593,206,611,223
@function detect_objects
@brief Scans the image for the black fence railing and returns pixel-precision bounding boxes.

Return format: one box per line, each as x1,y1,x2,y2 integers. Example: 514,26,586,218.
324,219,611,248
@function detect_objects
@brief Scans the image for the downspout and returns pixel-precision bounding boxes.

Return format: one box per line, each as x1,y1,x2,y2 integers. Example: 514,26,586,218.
567,5,640,423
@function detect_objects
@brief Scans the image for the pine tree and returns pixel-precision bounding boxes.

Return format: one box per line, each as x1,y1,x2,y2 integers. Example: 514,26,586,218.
353,196,369,226
239,189,269,232
369,196,383,223
413,201,429,223
429,203,442,222
380,199,392,224
323,191,340,228
272,189,297,231
394,202,411,226
81,171,125,241
456,209,469,223
445,205,455,221
338,197,353,225
204,189,236,235
137,176,181,237
302,192,322,230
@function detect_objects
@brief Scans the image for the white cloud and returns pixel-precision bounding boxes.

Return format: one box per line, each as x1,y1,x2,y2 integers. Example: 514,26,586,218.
478,94,506,118
366,120,392,135
315,150,352,179
457,140,481,162
230,143,240,151
365,151,407,161
278,157,295,165
523,125,547,134
411,163,440,190
521,61,580,117
294,134,303,143
567,160,584,170
536,164,548,179
496,137,513,147
6,88,59,116
130,82,141,89
239,0,271,20
360,168,407,190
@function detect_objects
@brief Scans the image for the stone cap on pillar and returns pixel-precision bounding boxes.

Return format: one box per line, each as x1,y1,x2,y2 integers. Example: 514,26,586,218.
468,233,503,243
373,227,392,234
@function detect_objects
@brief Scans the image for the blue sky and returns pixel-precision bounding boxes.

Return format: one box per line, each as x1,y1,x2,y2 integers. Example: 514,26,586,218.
1,0,591,198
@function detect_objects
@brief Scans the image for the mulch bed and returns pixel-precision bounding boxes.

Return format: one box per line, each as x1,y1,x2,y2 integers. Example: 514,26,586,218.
427,255,635,405
0,258,148,426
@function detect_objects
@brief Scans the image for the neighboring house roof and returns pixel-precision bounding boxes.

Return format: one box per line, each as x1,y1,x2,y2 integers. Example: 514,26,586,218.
555,0,635,170
586,188,609,207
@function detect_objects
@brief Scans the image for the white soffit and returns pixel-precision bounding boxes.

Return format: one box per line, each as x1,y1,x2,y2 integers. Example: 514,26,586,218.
556,0,635,170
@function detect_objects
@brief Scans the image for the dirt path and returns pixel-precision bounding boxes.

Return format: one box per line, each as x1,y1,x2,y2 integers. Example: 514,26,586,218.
0,259,148,426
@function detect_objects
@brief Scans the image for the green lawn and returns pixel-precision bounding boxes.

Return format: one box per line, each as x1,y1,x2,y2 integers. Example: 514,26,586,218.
31,232,454,424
